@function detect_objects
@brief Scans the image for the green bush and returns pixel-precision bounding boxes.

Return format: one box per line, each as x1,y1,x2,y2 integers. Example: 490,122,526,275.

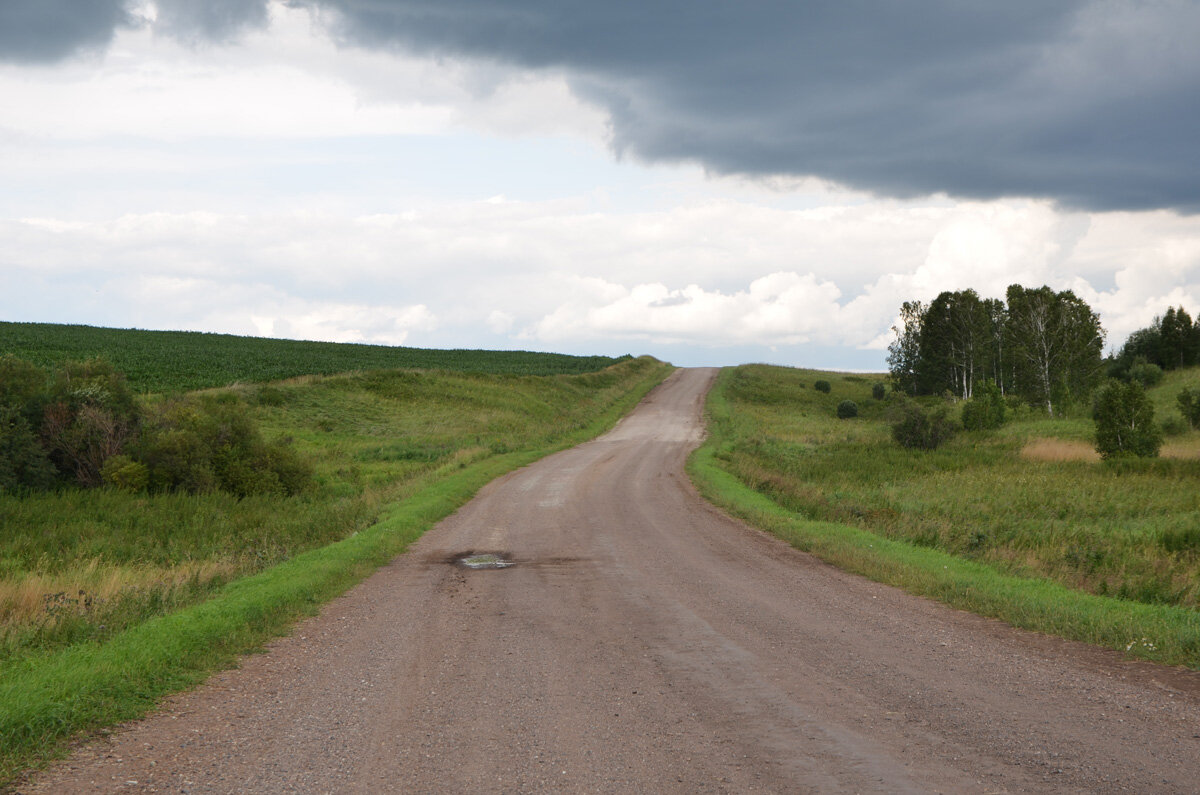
1178,387,1200,429
39,359,140,487
263,442,313,495
871,382,887,400
0,406,56,492
1093,380,1161,460
100,454,150,492
836,400,859,419
814,380,832,394
0,355,47,418
136,423,218,493
135,395,312,496
0,356,144,489
891,402,956,450
961,382,1007,431
1128,361,1164,387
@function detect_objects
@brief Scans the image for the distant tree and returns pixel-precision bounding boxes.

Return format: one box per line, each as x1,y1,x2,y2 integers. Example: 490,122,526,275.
837,400,859,419
983,297,1009,393
814,380,831,394
871,382,887,400
1005,285,1104,416
888,285,1104,413
887,300,925,395
1093,380,1161,459
915,289,992,400
1159,307,1196,370
1111,326,1164,378
1111,306,1200,375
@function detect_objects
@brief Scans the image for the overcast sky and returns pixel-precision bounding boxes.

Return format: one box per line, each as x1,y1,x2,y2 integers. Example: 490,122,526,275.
3,1,1199,369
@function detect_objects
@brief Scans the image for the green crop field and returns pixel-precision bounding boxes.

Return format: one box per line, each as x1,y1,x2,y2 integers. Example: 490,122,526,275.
690,364,1200,669
0,327,672,785
0,321,627,392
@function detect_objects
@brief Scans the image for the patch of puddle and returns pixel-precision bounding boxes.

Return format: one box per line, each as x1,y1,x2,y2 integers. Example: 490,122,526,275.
458,553,514,570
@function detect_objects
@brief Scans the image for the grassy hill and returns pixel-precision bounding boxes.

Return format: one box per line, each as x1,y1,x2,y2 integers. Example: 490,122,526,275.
0,321,626,392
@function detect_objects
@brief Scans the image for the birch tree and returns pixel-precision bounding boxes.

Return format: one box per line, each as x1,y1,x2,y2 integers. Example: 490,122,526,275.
914,290,990,399
887,300,925,395
1005,285,1104,416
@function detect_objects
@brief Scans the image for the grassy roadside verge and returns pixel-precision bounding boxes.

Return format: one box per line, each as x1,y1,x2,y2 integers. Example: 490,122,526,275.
0,360,672,786
687,367,1200,670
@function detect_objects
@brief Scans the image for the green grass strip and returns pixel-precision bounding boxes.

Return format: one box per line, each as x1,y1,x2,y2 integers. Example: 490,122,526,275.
0,363,671,786
688,368,1200,671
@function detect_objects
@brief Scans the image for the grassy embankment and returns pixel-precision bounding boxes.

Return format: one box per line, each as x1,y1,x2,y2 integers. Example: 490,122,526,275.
0,324,672,785
689,364,1200,669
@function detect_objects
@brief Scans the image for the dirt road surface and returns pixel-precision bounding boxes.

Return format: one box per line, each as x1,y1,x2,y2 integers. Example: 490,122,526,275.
23,368,1200,793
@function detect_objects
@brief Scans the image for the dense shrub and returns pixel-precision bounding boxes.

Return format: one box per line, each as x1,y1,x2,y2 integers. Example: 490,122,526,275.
871,382,887,400
40,359,139,486
1128,361,1164,387
1093,380,1161,459
100,454,150,491
891,402,956,450
0,406,57,492
0,356,313,496
0,356,56,491
135,395,312,496
814,380,832,394
0,354,47,418
961,382,1007,431
836,400,859,419
1178,387,1200,429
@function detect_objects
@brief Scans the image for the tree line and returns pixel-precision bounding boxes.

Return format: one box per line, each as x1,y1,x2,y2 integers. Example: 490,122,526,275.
1108,305,1200,379
887,284,1105,416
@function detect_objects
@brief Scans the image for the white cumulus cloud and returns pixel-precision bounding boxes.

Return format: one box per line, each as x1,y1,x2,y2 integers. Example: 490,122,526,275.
530,272,845,347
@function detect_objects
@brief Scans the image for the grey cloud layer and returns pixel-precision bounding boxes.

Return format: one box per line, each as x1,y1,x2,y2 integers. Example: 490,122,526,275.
153,0,270,43
0,0,129,62
5,1,1198,212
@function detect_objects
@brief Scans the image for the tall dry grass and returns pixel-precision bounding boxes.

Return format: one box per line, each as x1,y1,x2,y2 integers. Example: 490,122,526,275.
0,559,242,633
1021,438,1100,462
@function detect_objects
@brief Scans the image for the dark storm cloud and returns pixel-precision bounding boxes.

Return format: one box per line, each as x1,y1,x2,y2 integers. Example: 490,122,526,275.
0,0,131,63
302,0,1200,213
5,1,1199,212
0,0,270,60
154,0,271,44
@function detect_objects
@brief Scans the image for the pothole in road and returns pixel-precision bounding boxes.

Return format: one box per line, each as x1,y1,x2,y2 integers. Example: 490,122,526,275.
457,552,514,570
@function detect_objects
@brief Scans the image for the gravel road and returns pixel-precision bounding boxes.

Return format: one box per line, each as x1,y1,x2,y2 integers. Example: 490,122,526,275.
23,368,1200,793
